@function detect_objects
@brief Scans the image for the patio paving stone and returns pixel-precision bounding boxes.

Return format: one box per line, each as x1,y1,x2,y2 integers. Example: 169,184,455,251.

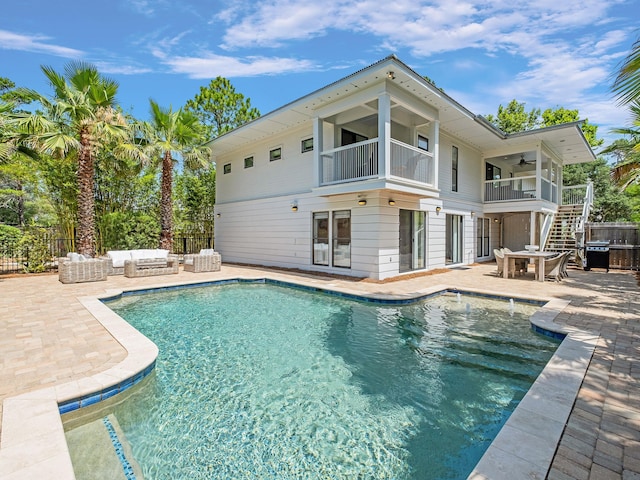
0,262,638,479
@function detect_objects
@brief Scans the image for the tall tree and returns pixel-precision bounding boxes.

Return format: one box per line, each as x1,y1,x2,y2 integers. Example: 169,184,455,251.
141,100,210,250
485,100,602,148
9,62,131,256
612,35,640,106
184,77,260,140
484,99,540,134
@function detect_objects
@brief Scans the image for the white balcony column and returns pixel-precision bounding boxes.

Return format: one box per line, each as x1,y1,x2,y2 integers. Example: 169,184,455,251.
432,120,440,190
535,147,542,199
313,116,323,187
378,93,391,178
558,162,564,204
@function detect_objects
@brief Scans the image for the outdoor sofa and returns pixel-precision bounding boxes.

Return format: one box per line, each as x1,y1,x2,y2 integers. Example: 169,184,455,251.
104,249,175,276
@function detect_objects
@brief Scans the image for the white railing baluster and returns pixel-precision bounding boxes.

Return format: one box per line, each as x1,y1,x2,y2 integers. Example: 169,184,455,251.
319,138,434,186
483,176,537,202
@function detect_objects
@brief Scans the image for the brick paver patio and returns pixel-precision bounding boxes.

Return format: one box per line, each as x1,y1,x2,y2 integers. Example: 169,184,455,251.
1,263,638,479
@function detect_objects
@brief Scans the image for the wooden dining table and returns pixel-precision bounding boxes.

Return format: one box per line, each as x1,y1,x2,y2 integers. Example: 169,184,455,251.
502,250,558,281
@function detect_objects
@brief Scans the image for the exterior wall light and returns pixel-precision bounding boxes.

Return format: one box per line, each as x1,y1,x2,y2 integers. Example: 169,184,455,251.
291,201,298,212
470,211,475,217
358,199,367,206
387,71,395,80
216,213,221,218
435,206,442,214
494,218,499,223
388,199,396,206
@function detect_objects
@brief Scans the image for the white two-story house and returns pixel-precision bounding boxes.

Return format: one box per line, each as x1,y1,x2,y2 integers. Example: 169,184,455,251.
209,55,596,280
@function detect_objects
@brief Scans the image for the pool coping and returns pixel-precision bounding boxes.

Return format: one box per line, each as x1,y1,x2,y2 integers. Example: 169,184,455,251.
0,276,598,480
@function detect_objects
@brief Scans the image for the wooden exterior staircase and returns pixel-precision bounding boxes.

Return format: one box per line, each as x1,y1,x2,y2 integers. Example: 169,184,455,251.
544,204,584,255
543,182,594,264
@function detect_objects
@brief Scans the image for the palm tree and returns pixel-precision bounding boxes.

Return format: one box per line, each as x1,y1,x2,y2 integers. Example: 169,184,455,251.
10,62,130,256
601,101,640,190
142,100,210,251
613,36,640,106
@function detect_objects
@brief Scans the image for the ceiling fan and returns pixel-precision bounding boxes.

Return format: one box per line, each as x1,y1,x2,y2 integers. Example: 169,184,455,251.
516,154,535,167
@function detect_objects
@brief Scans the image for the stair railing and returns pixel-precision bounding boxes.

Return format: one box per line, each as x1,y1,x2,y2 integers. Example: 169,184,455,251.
540,212,555,252
575,180,594,249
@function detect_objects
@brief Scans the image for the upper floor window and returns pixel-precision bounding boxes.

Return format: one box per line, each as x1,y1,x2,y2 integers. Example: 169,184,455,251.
418,135,429,152
244,156,254,168
223,163,231,174
301,138,313,153
486,162,501,180
451,146,459,192
269,147,282,162
341,129,367,146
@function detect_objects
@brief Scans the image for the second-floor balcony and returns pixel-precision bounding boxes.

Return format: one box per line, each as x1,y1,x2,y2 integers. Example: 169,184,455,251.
320,138,435,187
484,177,589,206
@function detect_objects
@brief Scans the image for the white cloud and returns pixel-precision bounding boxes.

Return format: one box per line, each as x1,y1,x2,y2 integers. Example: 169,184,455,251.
94,62,153,75
154,50,318,78
0,29,83,57
219,1,340,49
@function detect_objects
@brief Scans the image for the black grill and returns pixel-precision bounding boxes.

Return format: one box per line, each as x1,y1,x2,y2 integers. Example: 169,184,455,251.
584,241,610,272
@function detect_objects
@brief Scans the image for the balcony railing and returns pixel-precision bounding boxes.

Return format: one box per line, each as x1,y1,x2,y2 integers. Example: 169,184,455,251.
485,177,588,206
321,139,378,185
562,184,588,205
484,176,537,202
320,138,434,186
390,139,434,185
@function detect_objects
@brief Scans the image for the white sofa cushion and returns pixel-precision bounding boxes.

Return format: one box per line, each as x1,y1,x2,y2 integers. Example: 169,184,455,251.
199,249,215,255
66,252,86,262
107,250,132,268
130,249,169,260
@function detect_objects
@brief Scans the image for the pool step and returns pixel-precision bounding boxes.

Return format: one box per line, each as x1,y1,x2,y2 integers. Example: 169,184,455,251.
65,414,144,480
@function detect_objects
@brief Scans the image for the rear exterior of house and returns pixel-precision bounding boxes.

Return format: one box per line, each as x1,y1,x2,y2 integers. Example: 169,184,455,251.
209,55,596,280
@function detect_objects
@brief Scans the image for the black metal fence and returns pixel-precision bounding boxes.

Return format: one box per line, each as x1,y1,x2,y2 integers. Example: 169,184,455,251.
0,236,214,275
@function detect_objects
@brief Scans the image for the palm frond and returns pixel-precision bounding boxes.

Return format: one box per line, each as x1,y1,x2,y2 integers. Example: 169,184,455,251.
613,38,640,106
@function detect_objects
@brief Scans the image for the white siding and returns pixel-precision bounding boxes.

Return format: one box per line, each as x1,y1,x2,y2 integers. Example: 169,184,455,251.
216,125,314,203
438,133,483,204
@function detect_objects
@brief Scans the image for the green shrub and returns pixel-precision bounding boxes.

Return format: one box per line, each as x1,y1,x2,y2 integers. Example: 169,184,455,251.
0,224,23,256
17,229,51,273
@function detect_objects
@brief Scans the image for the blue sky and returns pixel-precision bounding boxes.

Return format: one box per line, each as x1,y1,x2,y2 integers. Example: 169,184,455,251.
1,0,638,148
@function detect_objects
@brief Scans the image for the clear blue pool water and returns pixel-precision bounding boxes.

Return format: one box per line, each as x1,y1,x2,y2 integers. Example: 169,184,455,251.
104,283,559,479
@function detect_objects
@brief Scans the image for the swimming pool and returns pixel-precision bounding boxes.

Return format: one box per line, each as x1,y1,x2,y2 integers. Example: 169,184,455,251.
72,282,559,479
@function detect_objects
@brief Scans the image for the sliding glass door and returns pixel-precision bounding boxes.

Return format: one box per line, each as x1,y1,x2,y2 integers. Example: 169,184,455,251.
399,209,426,273
446,214,464,265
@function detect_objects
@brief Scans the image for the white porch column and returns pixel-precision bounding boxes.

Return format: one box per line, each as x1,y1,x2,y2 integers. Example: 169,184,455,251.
432,120,440,190
313,116,323,187
531,211,538,246
378,93,391,178
535,146,542,200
